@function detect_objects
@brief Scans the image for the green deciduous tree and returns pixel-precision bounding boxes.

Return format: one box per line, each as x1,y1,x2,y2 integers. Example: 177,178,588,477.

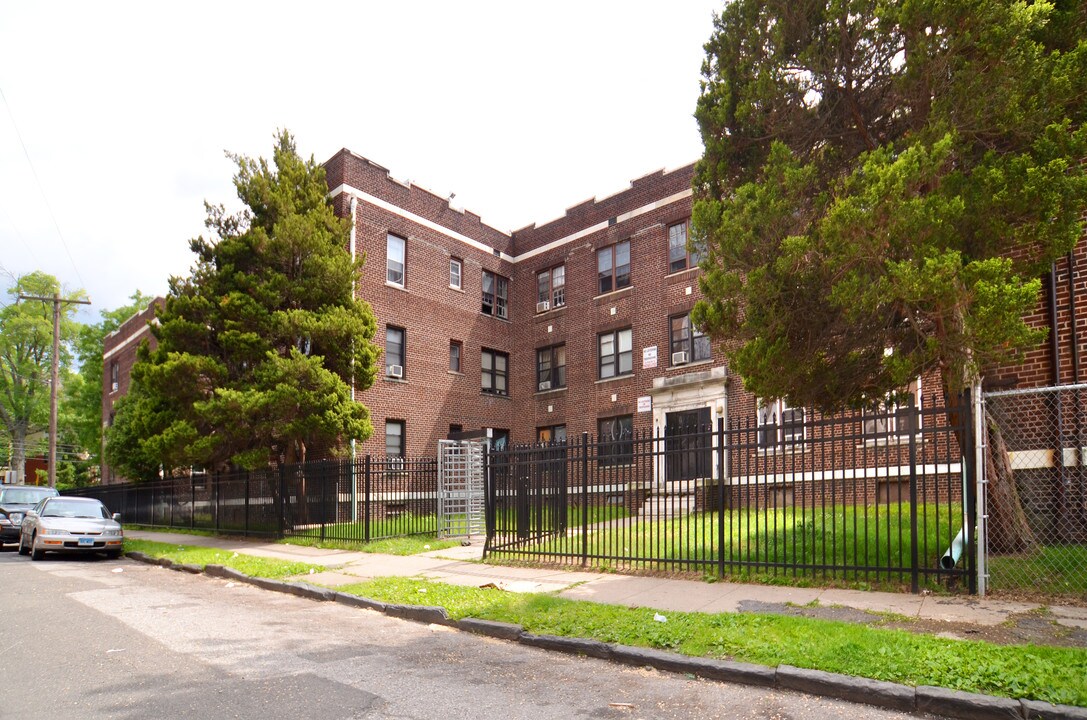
56,291,155,486
692,0,1087,552
106,131,379,481
0,271,85,483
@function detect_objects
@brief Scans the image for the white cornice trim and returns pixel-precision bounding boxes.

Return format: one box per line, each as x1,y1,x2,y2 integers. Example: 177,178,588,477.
103,323,152,361
511,189,693,264
329,184,693,266
330,184,516,263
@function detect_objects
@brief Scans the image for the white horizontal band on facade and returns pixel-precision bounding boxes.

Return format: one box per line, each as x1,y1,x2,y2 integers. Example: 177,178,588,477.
1008,447,1087,470
103,323,152,361
511,188,694,264
329,184,693,265
727,462,964,487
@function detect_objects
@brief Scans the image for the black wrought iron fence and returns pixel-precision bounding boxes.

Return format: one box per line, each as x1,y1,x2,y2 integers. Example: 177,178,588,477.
485,399,976,593
67,455,439,543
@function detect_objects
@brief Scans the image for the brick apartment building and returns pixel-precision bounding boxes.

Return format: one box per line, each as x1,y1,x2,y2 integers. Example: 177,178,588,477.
102,148,1086,481
101,298,163,484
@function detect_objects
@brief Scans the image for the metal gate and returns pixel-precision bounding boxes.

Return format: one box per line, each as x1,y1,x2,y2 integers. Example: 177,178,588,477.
438,439,486,538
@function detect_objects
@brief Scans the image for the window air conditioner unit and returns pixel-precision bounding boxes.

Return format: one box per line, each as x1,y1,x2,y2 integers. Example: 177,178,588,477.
387,365,403,378
538,380,551,391
536,301,550,313
672,351,689,365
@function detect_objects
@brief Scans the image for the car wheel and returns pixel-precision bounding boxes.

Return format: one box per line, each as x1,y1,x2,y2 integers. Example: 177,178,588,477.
17,534,29,556
29,534,44,561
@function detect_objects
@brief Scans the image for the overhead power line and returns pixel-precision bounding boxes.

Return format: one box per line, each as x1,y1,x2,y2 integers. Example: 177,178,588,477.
0,85,87,290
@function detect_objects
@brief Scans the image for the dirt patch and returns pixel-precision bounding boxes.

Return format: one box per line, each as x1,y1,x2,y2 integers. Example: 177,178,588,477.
734,601,1087,648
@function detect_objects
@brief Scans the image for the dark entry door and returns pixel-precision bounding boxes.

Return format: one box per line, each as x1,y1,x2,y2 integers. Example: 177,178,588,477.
665,407,711,482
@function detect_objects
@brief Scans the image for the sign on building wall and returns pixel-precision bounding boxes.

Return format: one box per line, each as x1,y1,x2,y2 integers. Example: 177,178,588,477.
637,396,652,413
642,346,658,369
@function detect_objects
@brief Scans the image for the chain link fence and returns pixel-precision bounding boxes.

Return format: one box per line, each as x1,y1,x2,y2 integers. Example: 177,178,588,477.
984,384,1087,600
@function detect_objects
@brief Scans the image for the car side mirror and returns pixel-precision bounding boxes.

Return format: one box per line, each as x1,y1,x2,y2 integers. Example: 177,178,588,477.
112,513,122,523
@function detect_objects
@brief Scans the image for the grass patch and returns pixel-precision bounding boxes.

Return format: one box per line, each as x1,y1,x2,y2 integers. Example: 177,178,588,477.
280,534,461,556
336,576,1087,707
125,524,219,537
988,545,1087,598
492,504,969,590
288,513,438,543
124,538,323,579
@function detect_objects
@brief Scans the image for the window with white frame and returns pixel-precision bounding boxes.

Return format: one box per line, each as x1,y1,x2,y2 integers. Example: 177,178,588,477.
449,257,462,289
757,399,805,448
449,340,462,373
863,379,922,438
386,233,406,286
598,328,633,379
481,271,509,319
536,265,565,311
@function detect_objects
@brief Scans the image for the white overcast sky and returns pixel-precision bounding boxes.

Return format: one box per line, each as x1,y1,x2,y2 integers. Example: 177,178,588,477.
0,1,721,323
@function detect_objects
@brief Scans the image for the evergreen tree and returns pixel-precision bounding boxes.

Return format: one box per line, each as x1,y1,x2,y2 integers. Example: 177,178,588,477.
107,131,379,479
692,0,1087,551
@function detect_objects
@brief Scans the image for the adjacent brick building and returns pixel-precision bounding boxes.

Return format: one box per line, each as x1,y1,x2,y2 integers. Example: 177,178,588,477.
101,298,163,484
325,147,1087,466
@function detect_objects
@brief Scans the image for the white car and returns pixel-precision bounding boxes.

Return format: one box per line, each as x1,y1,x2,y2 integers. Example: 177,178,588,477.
18,496,124,560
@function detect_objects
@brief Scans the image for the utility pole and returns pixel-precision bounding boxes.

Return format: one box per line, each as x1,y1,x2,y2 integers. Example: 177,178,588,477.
19,292,91,487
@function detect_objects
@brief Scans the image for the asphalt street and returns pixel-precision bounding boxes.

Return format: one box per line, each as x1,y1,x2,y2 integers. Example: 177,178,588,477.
0,550,933,720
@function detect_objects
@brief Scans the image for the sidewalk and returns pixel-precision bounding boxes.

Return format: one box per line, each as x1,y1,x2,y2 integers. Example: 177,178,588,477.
125,530,1087,633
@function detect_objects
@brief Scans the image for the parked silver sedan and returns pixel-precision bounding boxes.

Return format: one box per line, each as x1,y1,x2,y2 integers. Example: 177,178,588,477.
18,496,124,560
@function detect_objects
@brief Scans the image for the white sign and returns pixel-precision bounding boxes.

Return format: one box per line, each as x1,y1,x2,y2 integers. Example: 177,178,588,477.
642,346,658,369
637,396,652,413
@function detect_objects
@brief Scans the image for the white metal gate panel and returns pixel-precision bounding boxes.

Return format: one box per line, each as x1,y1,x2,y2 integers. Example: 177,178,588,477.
438,440,485,538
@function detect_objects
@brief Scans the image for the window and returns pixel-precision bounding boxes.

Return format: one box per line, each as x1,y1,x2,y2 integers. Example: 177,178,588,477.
536,265,566,310
597,240,631,295
449,340,462,373
481,271,509,319
386,233,406,286
385,420,405,458
668,220,700,273
598,328,633,379
110,361,119,392
535,344,566,391
537,425,567,444
670,314,711,364
449,258,462,289
757,399,805,448
481,349,509,396
449,424,463,437
385,326,405,377
863,380,922,438
598,415,633,466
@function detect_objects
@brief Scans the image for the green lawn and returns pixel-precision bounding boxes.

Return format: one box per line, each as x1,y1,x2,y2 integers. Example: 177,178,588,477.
124,538,324,578
339,576,1087,707
287,512,438,542
491,504,970,589
988,544,1087,598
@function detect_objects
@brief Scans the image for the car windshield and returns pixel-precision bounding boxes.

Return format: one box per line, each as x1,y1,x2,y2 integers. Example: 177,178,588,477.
41,499,109,519
0,487,57,504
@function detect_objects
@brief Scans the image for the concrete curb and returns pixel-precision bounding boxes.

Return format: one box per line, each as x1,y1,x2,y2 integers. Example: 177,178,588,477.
456,618,523,641
778,665,915,713
122,551,1087,720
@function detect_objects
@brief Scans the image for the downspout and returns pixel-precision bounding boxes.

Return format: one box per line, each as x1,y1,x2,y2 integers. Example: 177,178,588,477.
349,195,359,522
1067,251,1083,541
1049,264,1067,540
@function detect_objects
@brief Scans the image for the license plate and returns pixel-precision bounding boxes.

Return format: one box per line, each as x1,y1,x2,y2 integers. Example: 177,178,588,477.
78,537,94,547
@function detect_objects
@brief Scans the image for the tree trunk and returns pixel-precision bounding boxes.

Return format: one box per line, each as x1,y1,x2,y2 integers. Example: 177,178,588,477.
985,413,1039,554
10,428,26,483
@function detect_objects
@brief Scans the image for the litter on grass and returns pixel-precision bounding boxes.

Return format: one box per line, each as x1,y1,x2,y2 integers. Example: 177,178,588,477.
653,613,668,623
